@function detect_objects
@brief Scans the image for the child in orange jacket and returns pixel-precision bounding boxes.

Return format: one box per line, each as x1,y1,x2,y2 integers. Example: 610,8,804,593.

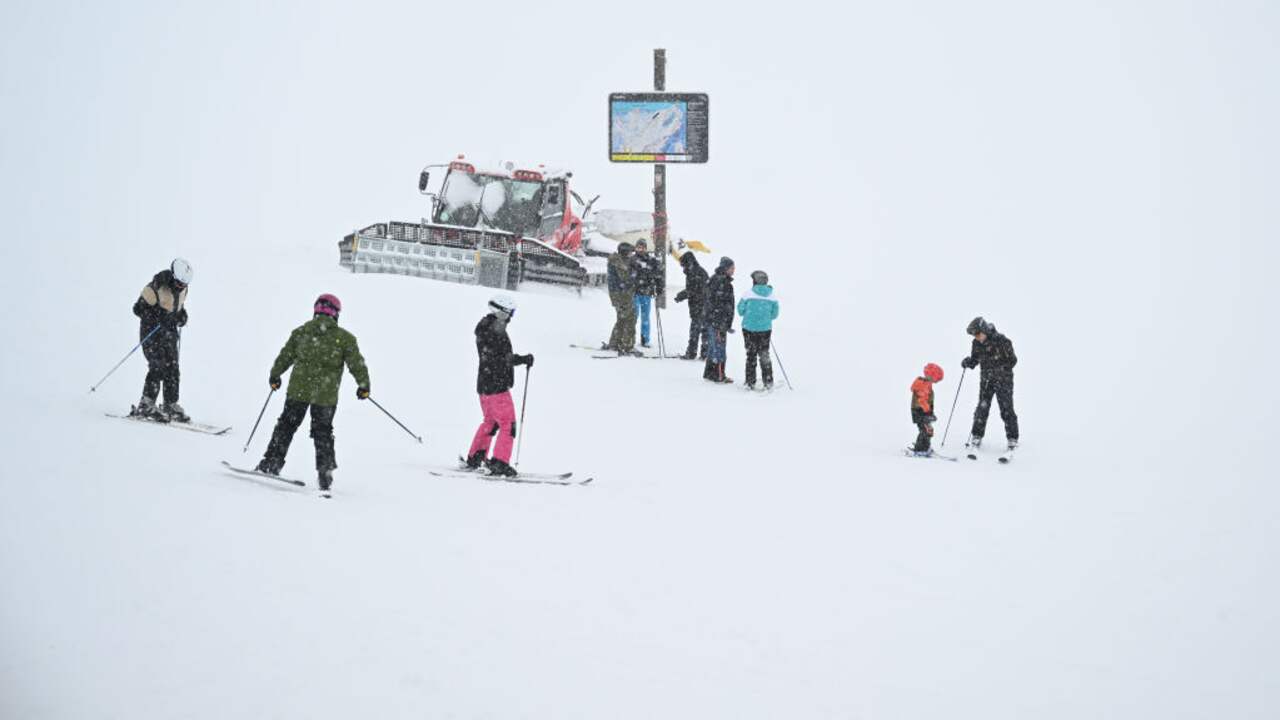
910,363,945,454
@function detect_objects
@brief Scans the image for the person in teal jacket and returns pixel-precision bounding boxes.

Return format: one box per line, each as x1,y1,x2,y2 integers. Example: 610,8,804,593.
736,270,780,389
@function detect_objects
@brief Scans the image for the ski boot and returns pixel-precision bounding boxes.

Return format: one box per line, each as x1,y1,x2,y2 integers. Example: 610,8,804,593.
965,434,982,450
255,459,281,477
132,396,165,421
485,458,518,478
461,450,487,471
1006,438,1019,451
317,469,334,494
162,402,190,423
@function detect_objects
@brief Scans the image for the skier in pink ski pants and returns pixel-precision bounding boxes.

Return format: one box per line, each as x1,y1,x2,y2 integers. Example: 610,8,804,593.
463,295,533,477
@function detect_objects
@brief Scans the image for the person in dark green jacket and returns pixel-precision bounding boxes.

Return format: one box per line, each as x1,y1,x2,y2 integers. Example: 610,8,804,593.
256,294,370,492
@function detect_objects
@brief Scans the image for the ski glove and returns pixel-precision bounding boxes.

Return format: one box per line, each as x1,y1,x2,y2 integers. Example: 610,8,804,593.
961,357,977,370
176,308,188,327
269,377,282,391
674,290,688,303
356,387,370,400
516,354,534,368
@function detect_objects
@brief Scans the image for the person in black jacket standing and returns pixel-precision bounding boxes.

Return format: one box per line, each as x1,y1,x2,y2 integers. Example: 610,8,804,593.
463,294,534,477
131,258,193,422
631,240,663,348
703,257,736,383
673,251,709,360
961,316,1019,450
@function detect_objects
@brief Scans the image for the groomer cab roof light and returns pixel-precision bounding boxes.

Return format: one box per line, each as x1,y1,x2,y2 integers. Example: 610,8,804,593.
450,154,476,174
513,169,544,182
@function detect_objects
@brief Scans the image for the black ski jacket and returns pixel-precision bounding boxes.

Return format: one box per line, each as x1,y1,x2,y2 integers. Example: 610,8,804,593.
674,253,709,317
475,314,518,395
132,269,188,338
967,330,1017,373
704,269,736,331
632,253,663,296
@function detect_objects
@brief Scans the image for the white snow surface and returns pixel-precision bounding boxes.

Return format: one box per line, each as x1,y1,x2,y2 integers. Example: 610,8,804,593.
3,1,1279,718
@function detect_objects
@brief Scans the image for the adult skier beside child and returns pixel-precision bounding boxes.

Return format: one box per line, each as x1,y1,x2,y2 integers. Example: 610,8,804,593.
736,270,780,390
605,242,638,355
255,294,370,493
131,258,194,422
462,295,534,477
703,257,736,383
673,251,709,360
961,316,1019,452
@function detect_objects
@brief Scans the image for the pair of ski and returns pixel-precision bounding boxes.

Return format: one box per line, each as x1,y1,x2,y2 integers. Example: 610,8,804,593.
429,461,592,486
106,409,231,436
220,462,333,499
569,343,676,361
902,445,1016,464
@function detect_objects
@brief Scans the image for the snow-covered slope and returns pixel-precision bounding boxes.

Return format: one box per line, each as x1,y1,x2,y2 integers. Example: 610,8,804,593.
2,1,1278,718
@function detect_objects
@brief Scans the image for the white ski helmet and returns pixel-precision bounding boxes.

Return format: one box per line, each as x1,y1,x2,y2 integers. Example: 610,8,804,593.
488,293,517,318
171,257,194,285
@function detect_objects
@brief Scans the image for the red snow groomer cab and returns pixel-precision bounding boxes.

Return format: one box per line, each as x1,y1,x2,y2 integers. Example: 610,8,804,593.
339,156,600,291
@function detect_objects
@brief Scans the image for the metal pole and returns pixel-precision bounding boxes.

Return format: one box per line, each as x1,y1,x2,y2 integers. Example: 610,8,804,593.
940,367,967,447
368,397,424,444
655,303,667,357
653,48,668,310
243,388,275,453
89,324,163,393
771,341,794,391
515,365,531,466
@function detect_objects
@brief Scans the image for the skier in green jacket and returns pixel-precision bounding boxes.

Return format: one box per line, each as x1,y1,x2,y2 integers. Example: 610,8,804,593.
255,294,370,492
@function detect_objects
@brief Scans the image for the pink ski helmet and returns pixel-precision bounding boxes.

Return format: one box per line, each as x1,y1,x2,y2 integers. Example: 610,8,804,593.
314,293,342,318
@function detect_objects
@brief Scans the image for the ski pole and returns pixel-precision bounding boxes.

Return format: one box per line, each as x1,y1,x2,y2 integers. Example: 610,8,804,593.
515,365,531,466
89,324,162,393
940,367,967,447
771,340,794,391
243,387,275,453
368,396,423,444
655,303,667,357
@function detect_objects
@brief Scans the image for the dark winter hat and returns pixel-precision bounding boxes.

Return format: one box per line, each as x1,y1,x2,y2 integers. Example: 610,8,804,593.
750,270,769,286
618,242,634,255
635,238,648,250
718,256,735,271
966,316,990,336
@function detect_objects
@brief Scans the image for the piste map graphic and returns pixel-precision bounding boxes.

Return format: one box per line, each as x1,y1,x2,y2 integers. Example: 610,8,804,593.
611,101,688,154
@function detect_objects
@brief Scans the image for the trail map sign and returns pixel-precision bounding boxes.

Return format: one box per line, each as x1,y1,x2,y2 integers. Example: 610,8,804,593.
609,93,709,163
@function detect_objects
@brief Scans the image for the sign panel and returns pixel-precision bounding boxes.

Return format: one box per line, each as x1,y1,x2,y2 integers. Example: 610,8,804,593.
609,92,709,163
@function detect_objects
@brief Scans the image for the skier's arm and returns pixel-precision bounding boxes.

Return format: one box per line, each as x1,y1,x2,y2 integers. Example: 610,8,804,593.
269,330,299,381
771,298,780,321
133,285,156,318
344,335,371,391
736,297,747,318
1005,338,1017,368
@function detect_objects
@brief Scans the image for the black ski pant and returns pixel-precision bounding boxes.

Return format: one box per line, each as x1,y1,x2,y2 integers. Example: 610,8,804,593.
742,329,774,386
912,408,933,452
261,399,337,473
685,307,707,358
141,329,181,404
970,371,1019,441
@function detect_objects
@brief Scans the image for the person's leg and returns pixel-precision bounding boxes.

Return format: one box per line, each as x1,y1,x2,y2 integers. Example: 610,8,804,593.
488,392,518,463
995,373,1019,442
636,295,652,346
743,330,759,386
703,326,720,379
713,330,729,381
310,404,337,472
468,394,500,461
620,295,637,351
759,330,774,386
140,337,170,407
914,421,932,452
970,374,996,440
259,399,308,473
685,317,700,358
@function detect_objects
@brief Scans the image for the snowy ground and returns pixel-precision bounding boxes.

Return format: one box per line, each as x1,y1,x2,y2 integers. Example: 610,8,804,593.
3,1,1278,718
